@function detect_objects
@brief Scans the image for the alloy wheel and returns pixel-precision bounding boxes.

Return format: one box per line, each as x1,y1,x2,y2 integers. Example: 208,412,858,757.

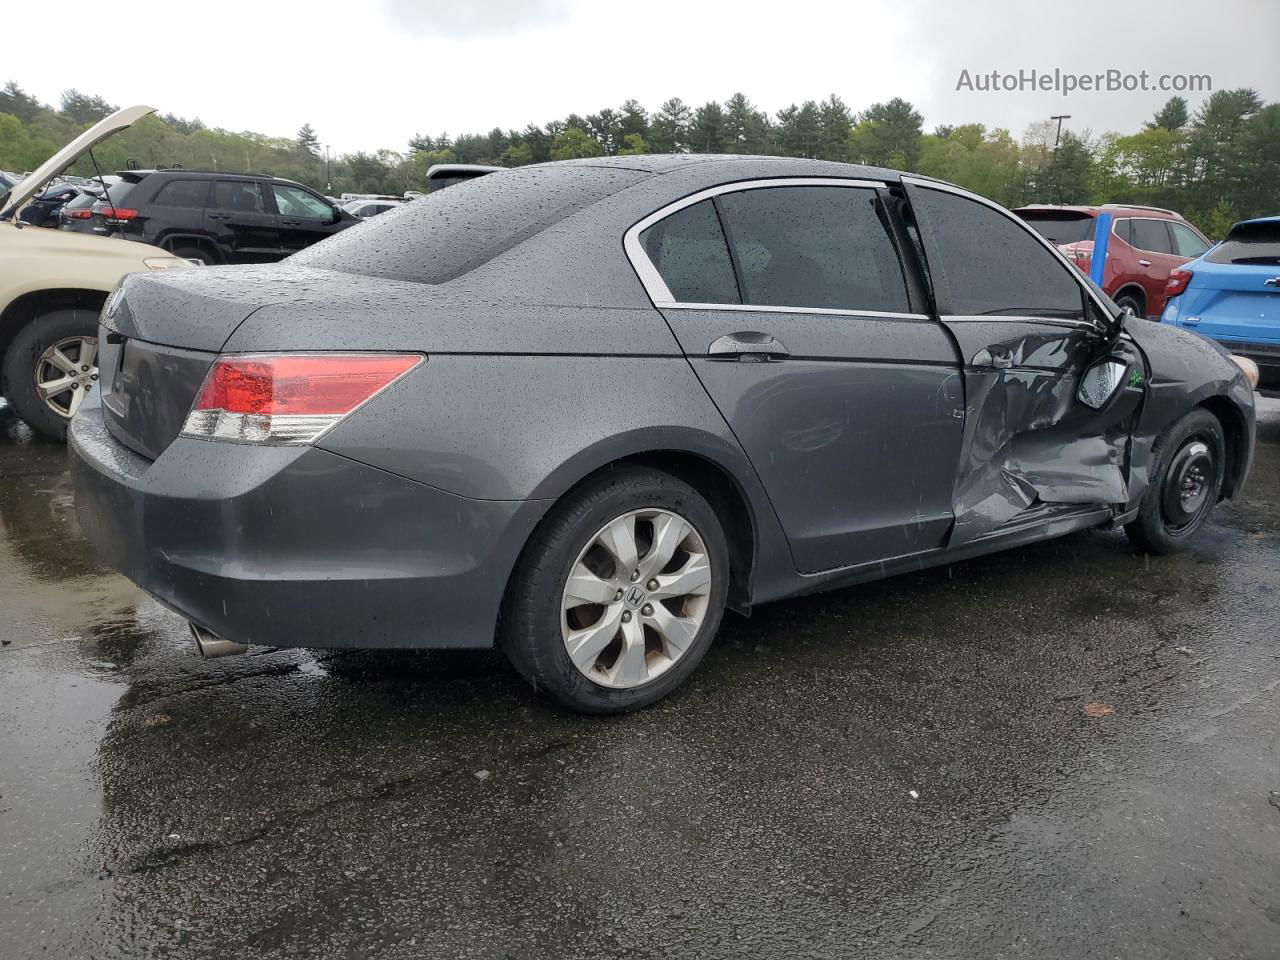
34,336,98,419
560,508,712,689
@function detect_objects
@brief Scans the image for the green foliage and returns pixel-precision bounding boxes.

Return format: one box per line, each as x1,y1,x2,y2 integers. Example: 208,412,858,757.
549,127,603,161
1,81,1276,233
618,133,649,156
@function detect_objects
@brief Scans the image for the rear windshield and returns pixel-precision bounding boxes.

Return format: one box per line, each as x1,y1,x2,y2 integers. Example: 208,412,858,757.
1016,212,1095,245
97,180,137,207
293,165,646,284
1206,221,1280,265
65,193,97,210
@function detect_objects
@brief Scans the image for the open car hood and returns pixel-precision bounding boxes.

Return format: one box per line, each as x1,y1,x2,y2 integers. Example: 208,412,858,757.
0,104,155,217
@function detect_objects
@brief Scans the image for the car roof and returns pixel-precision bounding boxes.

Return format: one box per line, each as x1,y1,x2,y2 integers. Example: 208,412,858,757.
118,169,304,185
1232,215,1280,227
1014,203,1182,218
547,153,915,181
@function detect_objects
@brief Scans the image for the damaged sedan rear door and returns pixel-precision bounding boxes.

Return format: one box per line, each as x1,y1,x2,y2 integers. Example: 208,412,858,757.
901,178,1146,545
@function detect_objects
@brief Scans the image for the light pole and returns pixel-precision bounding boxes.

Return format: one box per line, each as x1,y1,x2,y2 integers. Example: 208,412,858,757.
324,145,331,193
1049,114,1071,203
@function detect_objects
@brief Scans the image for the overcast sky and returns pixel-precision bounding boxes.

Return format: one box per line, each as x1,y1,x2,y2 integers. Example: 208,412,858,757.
8,0,1277,154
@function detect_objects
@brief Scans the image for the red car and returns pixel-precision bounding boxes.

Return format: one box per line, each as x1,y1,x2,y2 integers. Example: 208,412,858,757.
1015,204,1211,318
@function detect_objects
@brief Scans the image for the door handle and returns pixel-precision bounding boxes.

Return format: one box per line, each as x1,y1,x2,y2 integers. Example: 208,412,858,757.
1137,259,1152,267
707,332,789,362
208,213,230,220
972,347,1014,369
1264,277,1279,287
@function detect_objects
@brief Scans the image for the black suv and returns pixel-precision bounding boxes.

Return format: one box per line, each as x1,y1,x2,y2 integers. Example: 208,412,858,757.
80,170,358,264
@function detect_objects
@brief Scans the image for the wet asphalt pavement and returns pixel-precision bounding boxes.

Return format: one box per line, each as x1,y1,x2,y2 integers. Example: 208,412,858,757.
0,399,1277,960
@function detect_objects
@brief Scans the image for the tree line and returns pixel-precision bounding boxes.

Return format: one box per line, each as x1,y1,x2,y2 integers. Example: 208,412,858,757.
2,82,1276,237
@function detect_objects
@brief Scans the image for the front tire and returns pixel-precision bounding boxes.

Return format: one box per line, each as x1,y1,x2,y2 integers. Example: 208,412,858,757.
501,466,730,714
1,309,99,441
1125,408,1226,554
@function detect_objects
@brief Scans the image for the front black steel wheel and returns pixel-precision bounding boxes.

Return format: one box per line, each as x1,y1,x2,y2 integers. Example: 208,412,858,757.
1125,409,1226,554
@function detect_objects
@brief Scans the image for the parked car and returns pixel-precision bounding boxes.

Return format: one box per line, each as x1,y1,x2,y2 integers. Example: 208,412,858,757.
425,163,501,192
57,189,102,230
344,198,403,218
1015,204,1211,319
69,158,1256,713
18,182,86,228
1162,215,1279,391
87,169,357,264
0,106,191,440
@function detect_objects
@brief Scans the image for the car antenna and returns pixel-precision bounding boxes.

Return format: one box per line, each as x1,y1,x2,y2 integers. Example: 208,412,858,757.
88,147,114,211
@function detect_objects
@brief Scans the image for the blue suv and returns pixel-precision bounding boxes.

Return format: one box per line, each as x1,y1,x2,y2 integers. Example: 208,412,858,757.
1162,216,1279,391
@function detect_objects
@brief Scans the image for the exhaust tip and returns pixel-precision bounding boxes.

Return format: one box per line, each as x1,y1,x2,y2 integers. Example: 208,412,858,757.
189,622,249,658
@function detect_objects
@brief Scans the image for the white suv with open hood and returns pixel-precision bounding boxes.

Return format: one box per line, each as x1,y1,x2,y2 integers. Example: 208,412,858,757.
0,105,192,439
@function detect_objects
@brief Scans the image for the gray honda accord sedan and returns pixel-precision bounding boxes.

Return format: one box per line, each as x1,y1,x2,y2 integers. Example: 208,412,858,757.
69,156,1257,713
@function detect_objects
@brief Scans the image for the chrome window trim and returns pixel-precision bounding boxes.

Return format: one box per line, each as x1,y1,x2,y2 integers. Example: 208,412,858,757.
662,302,929,320
940,314,1100,330
624,176,890,309
900,176,1114,328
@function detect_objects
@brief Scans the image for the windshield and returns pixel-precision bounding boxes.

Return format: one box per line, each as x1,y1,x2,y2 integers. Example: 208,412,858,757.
1206,220,1280,265
1016,211,1095,245
292,164,645,284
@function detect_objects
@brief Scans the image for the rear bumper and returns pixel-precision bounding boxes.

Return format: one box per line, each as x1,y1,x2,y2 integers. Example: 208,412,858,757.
69,406,547,649
1203,337,1280,373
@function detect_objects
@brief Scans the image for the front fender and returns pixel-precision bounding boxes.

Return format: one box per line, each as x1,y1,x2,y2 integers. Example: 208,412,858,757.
1123,320,1256,502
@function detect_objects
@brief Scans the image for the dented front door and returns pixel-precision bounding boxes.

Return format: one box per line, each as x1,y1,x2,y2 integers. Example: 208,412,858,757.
902,179,1143,545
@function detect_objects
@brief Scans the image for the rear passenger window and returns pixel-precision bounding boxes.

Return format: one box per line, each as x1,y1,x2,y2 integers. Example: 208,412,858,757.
1169,222,1209,258
152,179,208,208
212,181,265,214
716,186,910,313
639,199,739,304
1114,218,1133,245
1131,219,1173,253
912,188,1085,319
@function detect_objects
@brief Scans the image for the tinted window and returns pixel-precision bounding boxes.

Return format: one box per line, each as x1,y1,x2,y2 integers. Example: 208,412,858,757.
639,199,739,304
212,180,265,213
294,165,646,284
1018,212,1094,245
1169,222,1209,258
64,193,97,211
1206,220,1280,265
1114,218,1133,245
715,186,910,312
98,180,136,207
1131,219,1172,253
152,179,209,208
913,188,1084,319
272,184,332,219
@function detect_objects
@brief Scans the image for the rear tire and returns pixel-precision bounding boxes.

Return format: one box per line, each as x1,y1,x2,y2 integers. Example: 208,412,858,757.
1125,409,1225,554
1,309,99,442
501,466,729,714
1114,290,1145,320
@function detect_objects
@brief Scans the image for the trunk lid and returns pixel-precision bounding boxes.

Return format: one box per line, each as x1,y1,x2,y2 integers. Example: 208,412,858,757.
99,264,298,459
1177,261,1279,343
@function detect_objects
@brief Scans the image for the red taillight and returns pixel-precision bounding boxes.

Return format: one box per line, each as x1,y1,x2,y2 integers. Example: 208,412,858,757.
101,207,139,221
183,353,423,444
66,209,93,219
1165,269,1193,299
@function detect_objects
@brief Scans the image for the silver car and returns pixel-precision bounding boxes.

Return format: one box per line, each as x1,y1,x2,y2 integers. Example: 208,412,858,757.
69,156,1257,713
